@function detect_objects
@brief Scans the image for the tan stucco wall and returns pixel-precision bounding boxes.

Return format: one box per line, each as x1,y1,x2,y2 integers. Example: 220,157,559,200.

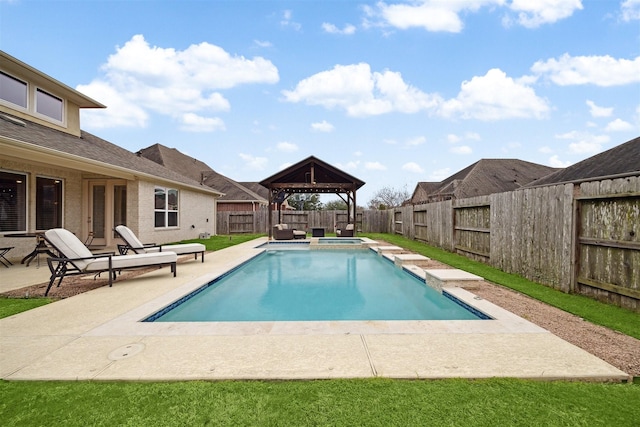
0,157,83,260
130,180,216,245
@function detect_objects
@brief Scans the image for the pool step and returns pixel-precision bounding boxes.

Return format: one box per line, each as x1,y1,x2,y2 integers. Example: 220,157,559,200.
393,253,431,268
424,269,484,291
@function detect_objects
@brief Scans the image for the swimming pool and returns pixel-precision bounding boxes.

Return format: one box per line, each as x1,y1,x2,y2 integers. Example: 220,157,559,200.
146,249,488,322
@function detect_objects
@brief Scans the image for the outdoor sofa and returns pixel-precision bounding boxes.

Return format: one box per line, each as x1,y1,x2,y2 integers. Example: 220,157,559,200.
43,228,177,296
273,224,306,240
114,225,206,262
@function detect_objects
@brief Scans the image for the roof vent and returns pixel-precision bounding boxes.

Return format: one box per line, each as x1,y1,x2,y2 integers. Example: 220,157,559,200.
0,114,26,127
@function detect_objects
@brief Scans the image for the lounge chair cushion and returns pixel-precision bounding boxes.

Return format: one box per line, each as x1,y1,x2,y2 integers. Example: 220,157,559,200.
44,228,94,270
143,243,206,256
85,252,177,271
115,225,205,257
114,225,146,249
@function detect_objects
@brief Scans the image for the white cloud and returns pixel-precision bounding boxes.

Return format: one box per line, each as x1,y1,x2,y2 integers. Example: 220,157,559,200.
555,131,610,154
179,113,225,132
254,40,273,48
505,0,583,28
365,161,387,171
450,145,473,154
336,160,360,171
282,63,440,117
532,54,640,87
586,100,613,118
310,120,335,132
239,153,268,170
448,132,481,143
79,80,148,128
548,155,572,168
406,136,426,146
439,68,549,120
77,34,278,129
447,134,461,144
276,141,299,152
621,0,640,21
429,167,451,181
539,146,553,154
402,162,424,173
322,22,356,35
367,0,503,33
604,118,634,132
281,10,302,30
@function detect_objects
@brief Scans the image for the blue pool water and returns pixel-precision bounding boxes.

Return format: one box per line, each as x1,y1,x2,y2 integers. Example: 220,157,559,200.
147,249,487,322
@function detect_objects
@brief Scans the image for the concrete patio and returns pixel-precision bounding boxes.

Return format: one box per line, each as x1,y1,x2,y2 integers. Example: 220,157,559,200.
0,238,630,382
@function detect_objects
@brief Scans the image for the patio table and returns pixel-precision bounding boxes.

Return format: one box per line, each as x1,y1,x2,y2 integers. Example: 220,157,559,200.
3,232,57,267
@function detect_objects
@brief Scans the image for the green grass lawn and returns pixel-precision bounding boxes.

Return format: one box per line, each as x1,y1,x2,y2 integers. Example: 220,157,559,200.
1,378,639,426
362,233,640,340
2,233,638,426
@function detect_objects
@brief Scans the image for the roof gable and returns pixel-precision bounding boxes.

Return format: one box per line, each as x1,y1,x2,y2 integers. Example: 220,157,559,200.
259,155,365,194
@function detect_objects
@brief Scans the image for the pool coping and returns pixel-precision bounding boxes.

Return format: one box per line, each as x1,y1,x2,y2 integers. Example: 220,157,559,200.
0,237,631,382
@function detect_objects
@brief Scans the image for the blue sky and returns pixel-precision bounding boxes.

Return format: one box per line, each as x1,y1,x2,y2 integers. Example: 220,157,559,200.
2,0,639,203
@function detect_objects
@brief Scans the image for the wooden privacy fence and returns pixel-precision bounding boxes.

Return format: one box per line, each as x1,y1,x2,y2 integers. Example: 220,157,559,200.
216,209,389,235
391,175,639,312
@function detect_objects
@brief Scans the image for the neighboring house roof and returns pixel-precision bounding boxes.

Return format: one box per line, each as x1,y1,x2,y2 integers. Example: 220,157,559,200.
412,159,558,203
239,181,269,199
136,143,212,184
0,114,221,195
527,136,640,187
201,170,266,203
137,143,267,204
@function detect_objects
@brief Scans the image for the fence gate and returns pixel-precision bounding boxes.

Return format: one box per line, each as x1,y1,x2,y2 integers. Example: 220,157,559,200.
575,192,640,311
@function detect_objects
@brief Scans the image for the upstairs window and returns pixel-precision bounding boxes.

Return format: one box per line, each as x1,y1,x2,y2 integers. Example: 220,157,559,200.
0,170,27,232
0,71,28,109
36,177,63,230
36,88,63,122
154,187,179,228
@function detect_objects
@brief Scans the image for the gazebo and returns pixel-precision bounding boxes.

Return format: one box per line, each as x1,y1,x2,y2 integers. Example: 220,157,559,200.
259,156,365,239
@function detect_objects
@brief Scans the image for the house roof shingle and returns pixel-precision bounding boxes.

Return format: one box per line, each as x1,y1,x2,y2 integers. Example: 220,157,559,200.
528,137,640,187
413,158,558,203
0,114,220,194
137,143,267,203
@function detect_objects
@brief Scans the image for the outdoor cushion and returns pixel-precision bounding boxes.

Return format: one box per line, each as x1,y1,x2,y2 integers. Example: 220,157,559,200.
142,243,205,256
44,228,94,270
114,225,205,261
85,252,176,271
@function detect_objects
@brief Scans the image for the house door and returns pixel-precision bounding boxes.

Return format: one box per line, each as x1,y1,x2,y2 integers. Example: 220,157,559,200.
87,180,127,247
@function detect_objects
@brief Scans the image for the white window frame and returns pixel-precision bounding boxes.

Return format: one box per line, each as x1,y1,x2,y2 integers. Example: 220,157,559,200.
0,71,28,110
34,87,65,125
35,175,64,231
154,186,179,228
0,169,28,233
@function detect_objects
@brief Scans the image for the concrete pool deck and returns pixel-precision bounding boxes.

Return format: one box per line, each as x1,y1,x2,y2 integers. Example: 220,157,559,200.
0,237,630,382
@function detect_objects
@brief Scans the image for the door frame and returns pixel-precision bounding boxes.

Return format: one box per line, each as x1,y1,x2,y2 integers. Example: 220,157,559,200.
83,179,127,247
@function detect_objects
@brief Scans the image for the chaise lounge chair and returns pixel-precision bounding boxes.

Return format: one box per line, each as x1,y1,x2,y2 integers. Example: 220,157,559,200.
43,228,177,296
114,225,206,262
336,223,354,237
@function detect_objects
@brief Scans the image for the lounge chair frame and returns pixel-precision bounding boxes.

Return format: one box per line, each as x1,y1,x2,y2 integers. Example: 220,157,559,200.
114,225,205,262
43,229,177,296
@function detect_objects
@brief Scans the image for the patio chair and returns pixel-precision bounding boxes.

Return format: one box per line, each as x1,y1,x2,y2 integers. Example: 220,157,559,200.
336,223,354,237
43,228,177,296
114,225,206,262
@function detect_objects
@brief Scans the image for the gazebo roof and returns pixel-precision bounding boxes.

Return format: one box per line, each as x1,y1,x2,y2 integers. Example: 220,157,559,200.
259,155,365,194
